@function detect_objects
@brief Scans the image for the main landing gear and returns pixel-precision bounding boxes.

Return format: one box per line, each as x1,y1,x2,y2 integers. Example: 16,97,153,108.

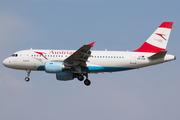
25,70,31,82
77,73,91,86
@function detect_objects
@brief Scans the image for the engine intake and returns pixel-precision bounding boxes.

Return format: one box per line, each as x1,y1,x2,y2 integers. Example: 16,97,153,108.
45,62,71,73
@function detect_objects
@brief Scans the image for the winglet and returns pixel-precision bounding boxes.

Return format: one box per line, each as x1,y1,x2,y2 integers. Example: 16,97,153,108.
89,42,95,47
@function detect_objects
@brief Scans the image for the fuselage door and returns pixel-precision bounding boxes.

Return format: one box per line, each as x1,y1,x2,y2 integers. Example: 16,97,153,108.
23,51,30,62
130,53,136,64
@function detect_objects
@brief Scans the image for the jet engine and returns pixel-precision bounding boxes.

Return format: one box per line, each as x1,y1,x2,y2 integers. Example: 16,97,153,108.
56,72,74,81
45,61,71,73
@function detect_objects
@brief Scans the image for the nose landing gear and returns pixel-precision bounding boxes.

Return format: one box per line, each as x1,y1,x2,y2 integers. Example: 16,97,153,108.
25,77,30,82
25,70,31,82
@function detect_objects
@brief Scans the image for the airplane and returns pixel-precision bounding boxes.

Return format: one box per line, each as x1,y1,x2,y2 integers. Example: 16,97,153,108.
3,22,176,86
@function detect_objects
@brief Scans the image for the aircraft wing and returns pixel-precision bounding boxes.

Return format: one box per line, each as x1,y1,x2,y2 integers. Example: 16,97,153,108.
64,42,95,67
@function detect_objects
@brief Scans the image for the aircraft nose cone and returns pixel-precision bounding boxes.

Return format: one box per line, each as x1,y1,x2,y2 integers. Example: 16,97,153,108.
3,58,9,67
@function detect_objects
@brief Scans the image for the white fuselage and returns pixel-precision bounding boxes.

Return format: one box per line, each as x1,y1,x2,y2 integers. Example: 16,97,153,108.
3,49,175,73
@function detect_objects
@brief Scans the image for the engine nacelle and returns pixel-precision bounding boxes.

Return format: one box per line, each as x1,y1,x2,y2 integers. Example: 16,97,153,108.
45,61,70,73
56,72,74,81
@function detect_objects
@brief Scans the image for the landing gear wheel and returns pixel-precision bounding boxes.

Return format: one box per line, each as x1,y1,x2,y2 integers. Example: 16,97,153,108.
84,79,91,86
25,77,30,82
77,74,84,81
25,70,31,82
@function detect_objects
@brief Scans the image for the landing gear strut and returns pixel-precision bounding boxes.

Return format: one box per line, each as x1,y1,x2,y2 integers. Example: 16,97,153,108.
83,73,91,86
25,70,31,82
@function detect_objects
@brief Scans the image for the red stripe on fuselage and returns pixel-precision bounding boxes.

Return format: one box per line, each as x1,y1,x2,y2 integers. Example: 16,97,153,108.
34,51,47,59
34,51,44,56
133,42,165,53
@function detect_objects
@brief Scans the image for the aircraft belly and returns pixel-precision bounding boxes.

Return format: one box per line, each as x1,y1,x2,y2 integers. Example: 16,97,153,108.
87,66,134,72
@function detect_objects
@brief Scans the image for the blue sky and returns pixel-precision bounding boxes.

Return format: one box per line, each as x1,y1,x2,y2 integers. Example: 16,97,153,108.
0,0,180,120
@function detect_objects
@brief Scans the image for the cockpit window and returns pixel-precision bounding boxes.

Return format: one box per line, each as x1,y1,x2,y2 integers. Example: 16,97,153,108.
11,54,18,57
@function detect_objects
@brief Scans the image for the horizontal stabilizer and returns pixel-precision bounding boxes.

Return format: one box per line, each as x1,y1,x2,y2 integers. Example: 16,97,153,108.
148,51,167,60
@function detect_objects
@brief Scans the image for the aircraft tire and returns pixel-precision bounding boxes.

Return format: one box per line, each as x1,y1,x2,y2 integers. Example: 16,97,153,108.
77,74,84,81
25,77,30,82
84,79,91,86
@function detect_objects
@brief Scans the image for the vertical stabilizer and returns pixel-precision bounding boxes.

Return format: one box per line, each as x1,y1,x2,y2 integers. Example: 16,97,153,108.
134,22,173,53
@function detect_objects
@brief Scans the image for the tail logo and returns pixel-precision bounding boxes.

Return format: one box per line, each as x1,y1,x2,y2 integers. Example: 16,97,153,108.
155,33,166,41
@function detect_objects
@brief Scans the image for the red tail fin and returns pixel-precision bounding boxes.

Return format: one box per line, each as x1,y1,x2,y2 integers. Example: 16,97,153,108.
134,22,173,53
